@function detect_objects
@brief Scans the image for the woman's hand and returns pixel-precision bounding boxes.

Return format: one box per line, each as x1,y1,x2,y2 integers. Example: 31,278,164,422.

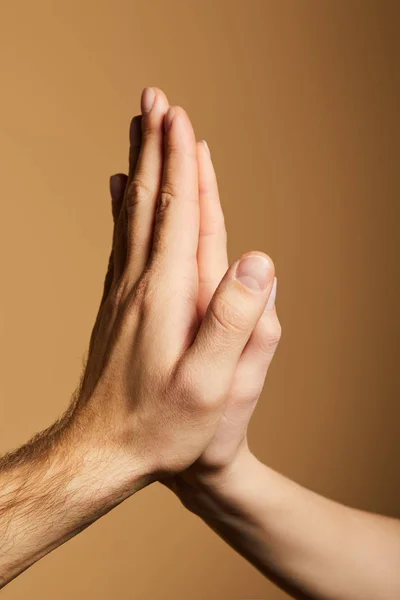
109,90,400,600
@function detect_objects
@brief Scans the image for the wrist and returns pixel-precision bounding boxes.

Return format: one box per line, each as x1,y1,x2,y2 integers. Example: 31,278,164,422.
60,408,154,509
0,412,152,586
177,446,264,521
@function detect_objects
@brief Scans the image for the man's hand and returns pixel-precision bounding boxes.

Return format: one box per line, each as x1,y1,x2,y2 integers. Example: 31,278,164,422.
0,87,276,586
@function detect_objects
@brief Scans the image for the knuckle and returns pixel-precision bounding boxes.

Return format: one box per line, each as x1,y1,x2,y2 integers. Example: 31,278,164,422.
108,277,129,311
175,367,198,402
176,365,223,413
200,217,227,240
194,384,225,413
160,179,179,200
257,317,282,355
210,295,249,335
126,178,153,214
157,190,174,216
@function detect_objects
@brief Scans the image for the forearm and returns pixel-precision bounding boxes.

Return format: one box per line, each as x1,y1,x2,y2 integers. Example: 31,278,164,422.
189,450,400,600
0,411,150,588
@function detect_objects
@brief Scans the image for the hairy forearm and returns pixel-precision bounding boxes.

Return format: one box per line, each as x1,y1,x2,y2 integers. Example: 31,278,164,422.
188,451,400,600
0,409,150,588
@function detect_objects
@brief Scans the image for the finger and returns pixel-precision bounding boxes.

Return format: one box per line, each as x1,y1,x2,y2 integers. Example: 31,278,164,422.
234,277,281,399
100,173,127,307
112,114,142,285
182,252,275,401
149,106,199,290
128,115,143,180
124,87,170,284
196,140,228,321
110,173,127,222
88,172,127,357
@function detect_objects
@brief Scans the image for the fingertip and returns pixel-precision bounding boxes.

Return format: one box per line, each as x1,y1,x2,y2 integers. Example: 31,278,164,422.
141,87,156,114
109,173,127,203
164,106,197,158
164,105,191,131
197,139,218,198
196,140,211,155
164,106,176,133
234,252,275,292
265,277,278,311
151,86,169,107
141,87,170,120
201,140,211,157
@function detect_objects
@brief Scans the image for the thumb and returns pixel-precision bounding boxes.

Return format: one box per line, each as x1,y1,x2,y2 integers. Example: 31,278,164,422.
183,252,275,398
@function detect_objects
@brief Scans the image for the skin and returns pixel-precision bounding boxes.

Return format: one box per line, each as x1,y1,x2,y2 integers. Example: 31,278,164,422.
0,86,399,598
0,87,276,587
109,88,400,600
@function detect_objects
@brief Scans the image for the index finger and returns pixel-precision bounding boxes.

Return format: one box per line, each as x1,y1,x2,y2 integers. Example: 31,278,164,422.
149,106,199,286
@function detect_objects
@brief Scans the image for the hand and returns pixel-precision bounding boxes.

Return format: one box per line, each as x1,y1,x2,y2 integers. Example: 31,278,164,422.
0,87,276,586
66,87,276,499
108,88,281,508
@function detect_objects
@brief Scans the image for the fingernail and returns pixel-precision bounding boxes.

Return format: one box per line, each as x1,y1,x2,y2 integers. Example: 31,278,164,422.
235,255,272,291
265,277,277,310
141,87,156,114
202,140,211,156
164,107,176,132
129,115,142,147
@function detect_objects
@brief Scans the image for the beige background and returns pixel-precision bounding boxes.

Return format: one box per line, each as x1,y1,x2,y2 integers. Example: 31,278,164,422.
0,1,399,598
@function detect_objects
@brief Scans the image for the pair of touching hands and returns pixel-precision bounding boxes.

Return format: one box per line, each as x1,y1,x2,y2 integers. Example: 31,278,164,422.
73,86,281,501
0,86,281,588
3,87,399,600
